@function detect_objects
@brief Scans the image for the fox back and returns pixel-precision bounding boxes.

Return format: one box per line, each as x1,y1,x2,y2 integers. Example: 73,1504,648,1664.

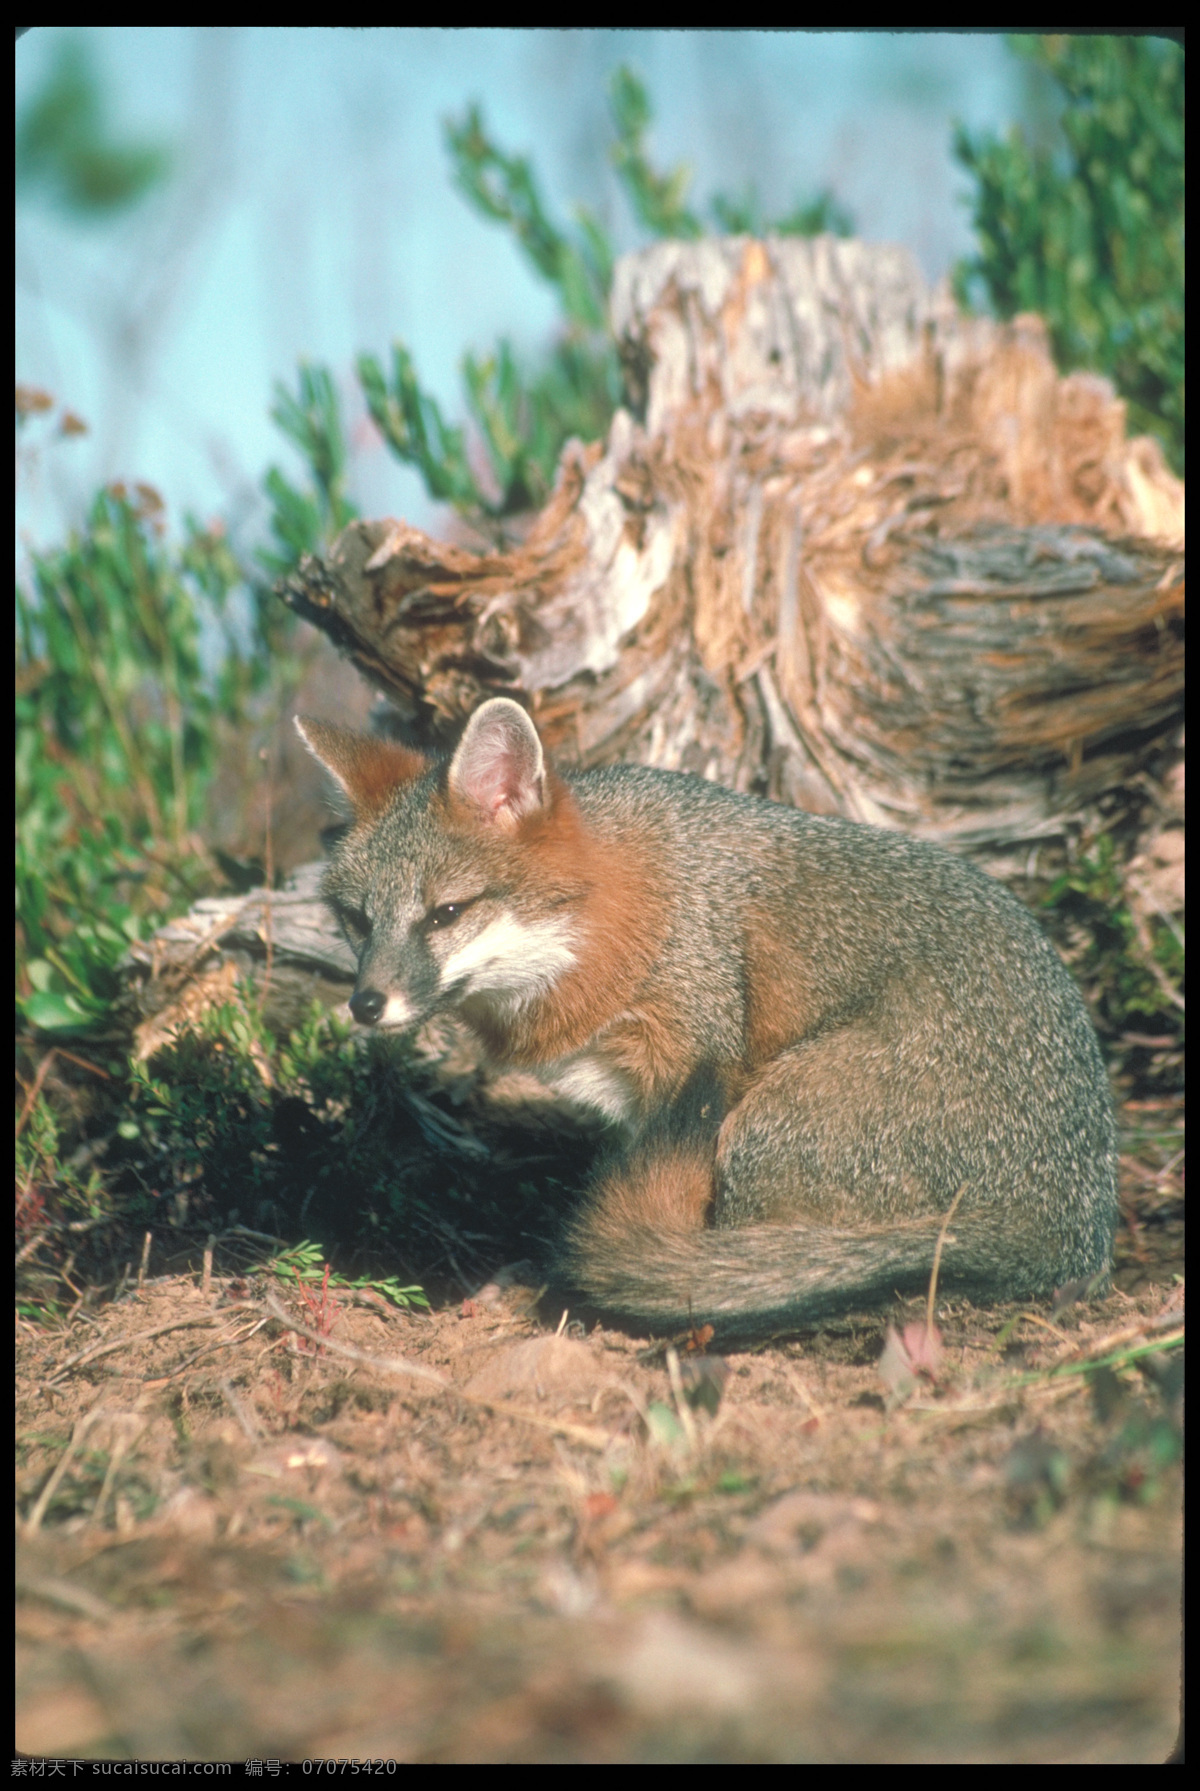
298,698,1117,1338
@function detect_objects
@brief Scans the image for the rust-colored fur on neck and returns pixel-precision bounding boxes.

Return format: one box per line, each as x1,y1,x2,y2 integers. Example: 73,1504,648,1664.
453,769,674,1083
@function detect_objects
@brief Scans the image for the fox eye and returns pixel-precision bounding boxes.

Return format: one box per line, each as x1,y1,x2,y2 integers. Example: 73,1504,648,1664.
428,902,464,930
339,905,371,940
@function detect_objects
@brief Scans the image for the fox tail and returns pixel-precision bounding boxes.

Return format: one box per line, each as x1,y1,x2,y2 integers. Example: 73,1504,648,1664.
559,1208,1063,1340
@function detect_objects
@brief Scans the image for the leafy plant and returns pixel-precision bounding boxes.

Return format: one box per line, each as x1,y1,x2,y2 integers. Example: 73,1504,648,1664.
16,38,171,215
357,94,625,524
356,63,854,526
709,187,854,239
16,972,589,1320
445,103,614,333
609,64,853,246
15,349,343,1034
16,1072,109,1252
607,64,705,242
15,419,307,1035
256,1238,427,1312
953,35,1184,473
1040,830,1184,1041
17,484,223,1033
260,363,360,576
111,991,570,1300
358,343,494,515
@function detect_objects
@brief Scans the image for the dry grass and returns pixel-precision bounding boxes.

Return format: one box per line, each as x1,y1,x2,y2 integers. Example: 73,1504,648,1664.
16,1118,1182,1763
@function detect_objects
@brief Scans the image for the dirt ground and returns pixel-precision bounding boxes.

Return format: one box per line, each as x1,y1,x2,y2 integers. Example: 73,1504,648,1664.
16,1103,1183,1766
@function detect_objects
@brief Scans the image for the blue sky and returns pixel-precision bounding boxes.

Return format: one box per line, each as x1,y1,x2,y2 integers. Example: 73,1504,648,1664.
16,29,1040,554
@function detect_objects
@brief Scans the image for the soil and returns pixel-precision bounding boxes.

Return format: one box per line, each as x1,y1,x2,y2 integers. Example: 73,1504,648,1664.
16,1101,1183,1765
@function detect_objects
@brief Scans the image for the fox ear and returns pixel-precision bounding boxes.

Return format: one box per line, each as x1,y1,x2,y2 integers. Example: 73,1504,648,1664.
448,698,547,831
295,717,426,820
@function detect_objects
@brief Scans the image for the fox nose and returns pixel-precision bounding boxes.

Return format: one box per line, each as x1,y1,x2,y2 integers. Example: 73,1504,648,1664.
349,988,386,1026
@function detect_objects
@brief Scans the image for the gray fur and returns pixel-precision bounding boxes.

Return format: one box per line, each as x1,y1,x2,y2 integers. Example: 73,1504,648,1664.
307,703,1118,1338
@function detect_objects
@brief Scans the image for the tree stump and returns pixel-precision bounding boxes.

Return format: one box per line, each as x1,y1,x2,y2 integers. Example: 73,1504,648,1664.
281,235,1183,856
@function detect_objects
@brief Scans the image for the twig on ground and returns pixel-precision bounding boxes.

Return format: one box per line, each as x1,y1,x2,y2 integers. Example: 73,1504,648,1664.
925,1183,967,1334
44,1315,223,1388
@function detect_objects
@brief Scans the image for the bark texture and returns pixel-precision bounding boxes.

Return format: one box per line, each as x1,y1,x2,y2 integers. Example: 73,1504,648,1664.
280,236,1183,852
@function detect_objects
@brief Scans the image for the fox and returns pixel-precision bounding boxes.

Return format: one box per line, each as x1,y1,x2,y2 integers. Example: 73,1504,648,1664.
296,696,1117,1340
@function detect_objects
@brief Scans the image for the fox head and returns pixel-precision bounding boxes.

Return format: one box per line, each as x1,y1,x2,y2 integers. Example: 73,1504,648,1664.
296,699,588,1042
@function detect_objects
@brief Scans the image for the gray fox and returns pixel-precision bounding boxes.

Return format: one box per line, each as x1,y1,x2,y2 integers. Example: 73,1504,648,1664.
297,697,1117,1338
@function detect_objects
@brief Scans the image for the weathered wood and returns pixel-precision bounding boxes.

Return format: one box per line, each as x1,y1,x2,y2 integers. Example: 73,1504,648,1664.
280,236,1183,856
124,863,358,1047
134,862,355,980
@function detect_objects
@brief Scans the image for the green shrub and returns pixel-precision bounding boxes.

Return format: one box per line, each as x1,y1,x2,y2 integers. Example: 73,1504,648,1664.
357,64,855,526
260,363,359,576
115,995,575,1294
953,35,1184,473
17,485,228,1033
15,360,352,1038
16,38,171,215
1041,830,1184,1048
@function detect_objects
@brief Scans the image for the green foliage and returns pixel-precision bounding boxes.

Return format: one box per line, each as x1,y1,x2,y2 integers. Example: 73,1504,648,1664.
260,364,360,577
610,65,854,246
461,339,618,515
16,351,327,1036
15,39,171,216
710,186,855,239
18,487,211,844
15,453,290,1036
17,487,222,1033
358,92,629,522
445,104,612,333
953,36,1184,473
113,993,572,1295
254,1238,428,1312
17,1081,108,1236
1041,831,1184,1040
608,64,704,241
358,343,488,513
358,334,622,521
356,63,854,525
121,1001,318,1232
17,981,588,1318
